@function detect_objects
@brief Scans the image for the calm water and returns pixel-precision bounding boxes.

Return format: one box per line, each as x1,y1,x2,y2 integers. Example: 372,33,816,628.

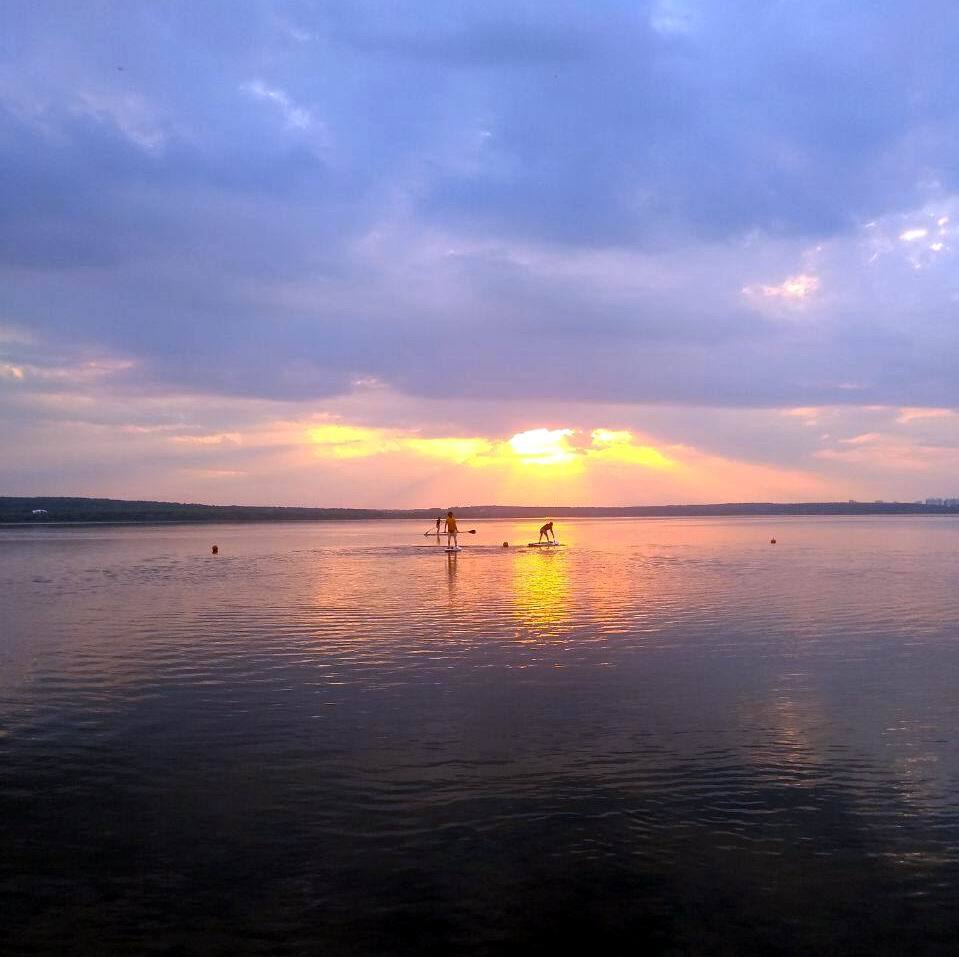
2,517,958,955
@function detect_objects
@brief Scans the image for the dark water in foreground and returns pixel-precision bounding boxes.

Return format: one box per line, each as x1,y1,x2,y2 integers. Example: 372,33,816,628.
2,517,958,955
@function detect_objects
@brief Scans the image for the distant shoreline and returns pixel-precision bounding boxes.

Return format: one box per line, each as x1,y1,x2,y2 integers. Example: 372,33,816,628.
2,496,958,525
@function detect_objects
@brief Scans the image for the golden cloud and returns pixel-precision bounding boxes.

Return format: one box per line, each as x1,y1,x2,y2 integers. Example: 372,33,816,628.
305,421,678,473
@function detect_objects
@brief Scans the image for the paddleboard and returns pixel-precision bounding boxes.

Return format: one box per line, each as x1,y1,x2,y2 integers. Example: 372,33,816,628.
445,546,461,553
527,541,562,548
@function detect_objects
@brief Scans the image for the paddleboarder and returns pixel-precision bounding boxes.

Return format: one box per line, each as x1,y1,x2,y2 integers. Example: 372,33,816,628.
445,510,459,549
538,520,556,543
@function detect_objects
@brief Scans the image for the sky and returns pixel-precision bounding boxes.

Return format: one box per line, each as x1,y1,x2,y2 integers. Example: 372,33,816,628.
2,0,958,507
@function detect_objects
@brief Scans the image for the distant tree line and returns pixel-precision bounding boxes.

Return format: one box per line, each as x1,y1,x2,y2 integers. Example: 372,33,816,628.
2,496,958,524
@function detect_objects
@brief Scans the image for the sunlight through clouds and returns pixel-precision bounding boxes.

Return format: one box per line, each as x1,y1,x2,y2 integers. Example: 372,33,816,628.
304,420,685,475
507,429,576,465
405,437,495,462
308,424,493,462
589,429,677,469
307,424,403,458
305,420,688,480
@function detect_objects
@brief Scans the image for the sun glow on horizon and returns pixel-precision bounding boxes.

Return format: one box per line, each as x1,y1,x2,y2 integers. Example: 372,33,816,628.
507,428,577,465
306,420,688,475
293,414,840,505
302,420,692,495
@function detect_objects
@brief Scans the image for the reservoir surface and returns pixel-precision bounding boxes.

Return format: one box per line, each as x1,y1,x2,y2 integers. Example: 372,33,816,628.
2,517,958,954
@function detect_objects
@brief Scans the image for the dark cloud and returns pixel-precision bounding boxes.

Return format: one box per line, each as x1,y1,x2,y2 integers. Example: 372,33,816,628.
2,1,959,410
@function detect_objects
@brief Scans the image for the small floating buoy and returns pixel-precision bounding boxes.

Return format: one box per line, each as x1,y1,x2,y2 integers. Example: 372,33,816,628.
770,538,776,545
211,545,219,555
502,541,509,548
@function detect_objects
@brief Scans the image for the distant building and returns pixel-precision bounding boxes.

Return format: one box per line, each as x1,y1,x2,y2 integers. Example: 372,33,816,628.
945,498,959,507
925,498,944,506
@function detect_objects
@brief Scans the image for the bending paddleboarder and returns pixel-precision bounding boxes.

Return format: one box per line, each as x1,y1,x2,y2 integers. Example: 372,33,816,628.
538,520,556,543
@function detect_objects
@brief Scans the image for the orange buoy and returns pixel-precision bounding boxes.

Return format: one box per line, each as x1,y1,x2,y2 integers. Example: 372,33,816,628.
212,545,219,555
502,541,509,548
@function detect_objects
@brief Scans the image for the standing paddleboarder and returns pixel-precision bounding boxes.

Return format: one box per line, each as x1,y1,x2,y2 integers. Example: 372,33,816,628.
445,510,459,549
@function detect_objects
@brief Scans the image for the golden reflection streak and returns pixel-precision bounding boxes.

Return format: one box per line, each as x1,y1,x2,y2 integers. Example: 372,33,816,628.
511,548,572,637
446,550,458,605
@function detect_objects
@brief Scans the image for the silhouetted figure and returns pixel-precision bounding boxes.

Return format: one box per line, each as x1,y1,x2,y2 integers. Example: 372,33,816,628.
445,510,458,549
538,521,555,543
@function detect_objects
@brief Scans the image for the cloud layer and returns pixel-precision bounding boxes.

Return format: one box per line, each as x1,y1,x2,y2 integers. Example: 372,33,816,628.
1,2,958,502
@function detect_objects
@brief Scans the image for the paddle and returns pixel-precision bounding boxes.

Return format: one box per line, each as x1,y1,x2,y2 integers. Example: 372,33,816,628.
423,529,477,536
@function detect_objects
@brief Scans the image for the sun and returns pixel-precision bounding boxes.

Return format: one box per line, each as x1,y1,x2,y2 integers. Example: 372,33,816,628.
508,428,577,465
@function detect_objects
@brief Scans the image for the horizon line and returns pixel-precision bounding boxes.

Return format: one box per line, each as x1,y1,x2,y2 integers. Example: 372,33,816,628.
3,494,958,515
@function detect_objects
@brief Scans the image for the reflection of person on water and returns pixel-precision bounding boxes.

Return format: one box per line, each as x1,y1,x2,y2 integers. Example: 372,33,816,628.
445,510,459,548
538,521,555,543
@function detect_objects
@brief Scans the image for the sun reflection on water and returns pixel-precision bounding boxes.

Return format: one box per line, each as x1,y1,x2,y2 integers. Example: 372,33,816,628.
446,550,458,605
511,550,572,637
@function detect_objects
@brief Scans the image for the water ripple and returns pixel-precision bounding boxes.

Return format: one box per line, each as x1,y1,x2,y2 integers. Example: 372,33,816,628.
2,517,959,953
